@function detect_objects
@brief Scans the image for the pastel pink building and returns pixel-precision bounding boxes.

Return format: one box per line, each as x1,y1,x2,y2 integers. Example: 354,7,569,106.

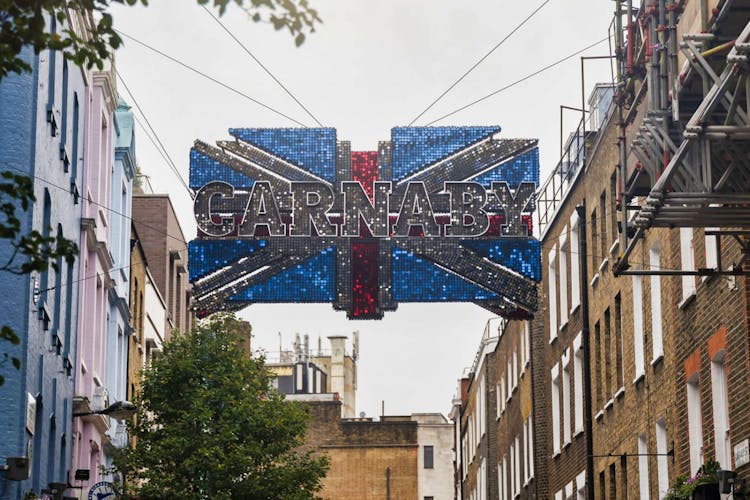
70,63,118,488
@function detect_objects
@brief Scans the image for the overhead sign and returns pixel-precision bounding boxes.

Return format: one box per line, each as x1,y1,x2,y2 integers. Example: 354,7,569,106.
189,127,541,320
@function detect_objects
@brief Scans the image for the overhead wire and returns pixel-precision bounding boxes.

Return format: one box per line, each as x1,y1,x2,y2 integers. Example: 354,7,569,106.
200,5,324,128
425,36,611,126
408,0,552,126
115,29,310,128
115,70,194,199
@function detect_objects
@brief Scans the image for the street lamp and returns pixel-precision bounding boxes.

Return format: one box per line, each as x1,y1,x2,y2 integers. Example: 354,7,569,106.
73,400,137,420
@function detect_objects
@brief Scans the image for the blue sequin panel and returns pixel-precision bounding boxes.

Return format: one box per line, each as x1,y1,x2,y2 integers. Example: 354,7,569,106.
391,126,501,182
190,149,255,190
471,147,540,187
229,128,337,183
188,239,268,282
391,247,498,301
228,247,336,302
460,239,542,282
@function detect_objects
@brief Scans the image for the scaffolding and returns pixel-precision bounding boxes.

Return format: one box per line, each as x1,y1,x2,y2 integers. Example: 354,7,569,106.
608,0,750,275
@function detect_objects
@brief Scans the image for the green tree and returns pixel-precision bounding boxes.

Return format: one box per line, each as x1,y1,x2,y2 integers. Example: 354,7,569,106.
0,0,322,79
116,314,329,499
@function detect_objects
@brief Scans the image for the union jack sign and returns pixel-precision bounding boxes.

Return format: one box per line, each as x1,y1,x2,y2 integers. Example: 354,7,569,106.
189,127,541,320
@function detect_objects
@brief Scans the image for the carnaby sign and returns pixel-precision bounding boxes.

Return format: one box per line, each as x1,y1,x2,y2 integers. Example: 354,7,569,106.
194,180,535,238
189,126,541,320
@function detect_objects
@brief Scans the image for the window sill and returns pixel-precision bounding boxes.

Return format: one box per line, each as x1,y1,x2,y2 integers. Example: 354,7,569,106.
550,335,558,346
594,410,603,422
604,398,614,412
651,354,664,368
563,440,572,450
590,273,600,288
569,303,581,316
678,292,696,310
553,450,561,459
559,319,569,333
573,428,584,439
599,258,609,272
633,372,645,385
615,387,625,400
609,239,619,255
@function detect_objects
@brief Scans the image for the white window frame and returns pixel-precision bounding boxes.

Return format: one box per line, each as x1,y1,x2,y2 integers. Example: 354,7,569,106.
551,362,561,454
576,471,586,500
570,212,581,312
559,226,569,327
514,435,521,497
711,350,732,468
573,332,584,435
680,227,696,301
562,351,572,445
523,321,531,369
632,274,645,380
548,246,558,342
638,433,650,500
649,243,664,362
705,226,718,269
499,455,506,500
656,418,669,497
686,373,704,473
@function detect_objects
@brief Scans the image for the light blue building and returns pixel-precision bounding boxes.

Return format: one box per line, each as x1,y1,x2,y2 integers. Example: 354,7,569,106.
0,26,86,499
104,100,136,468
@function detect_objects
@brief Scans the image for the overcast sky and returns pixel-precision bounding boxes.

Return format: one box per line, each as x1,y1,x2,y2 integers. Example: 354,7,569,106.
110,0,616,419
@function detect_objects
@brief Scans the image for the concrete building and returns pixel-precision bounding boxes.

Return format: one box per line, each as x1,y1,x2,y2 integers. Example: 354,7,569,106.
0,12,87,498
131,194,193,337
413,413,454,500
267,332,359,418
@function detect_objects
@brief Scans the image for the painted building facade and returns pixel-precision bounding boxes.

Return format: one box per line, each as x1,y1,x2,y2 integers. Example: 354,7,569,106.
0,13,86,497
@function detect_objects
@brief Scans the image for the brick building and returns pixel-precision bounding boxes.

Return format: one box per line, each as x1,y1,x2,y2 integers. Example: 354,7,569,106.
131,193,193,337
533,2,750,499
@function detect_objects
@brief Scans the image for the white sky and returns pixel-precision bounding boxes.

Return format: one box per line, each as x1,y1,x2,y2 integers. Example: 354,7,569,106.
111,0,615,418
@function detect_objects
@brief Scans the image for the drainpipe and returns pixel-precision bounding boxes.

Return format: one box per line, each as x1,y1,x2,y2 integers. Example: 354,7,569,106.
576,203,595,500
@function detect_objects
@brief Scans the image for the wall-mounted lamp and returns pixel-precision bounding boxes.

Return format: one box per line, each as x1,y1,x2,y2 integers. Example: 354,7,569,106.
73,400,136,420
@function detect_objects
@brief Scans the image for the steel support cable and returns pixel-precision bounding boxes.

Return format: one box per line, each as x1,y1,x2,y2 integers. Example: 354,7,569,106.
115,30,310,128
408,0,553,126
116,70,195,199
200,5,324,127
425,36,611,126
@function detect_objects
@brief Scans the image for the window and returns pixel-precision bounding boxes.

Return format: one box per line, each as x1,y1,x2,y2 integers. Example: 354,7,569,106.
609,463,617,499
39,190,52,305
594,321,602,409
478,378,485,438
424,445,434,469
507,359,512,402
523,321,530,368
680,227,696,300
60,61,69,164
614,294,624,390
71,93,80,182
705,227,718,269
499,455,507,500
576,471,586,500
656,418,669,497
512,347,518,392
599,190,607,262
569,212,581,311
549,246,558,341
610,172,618,248
552,363,561,453
711,351,731,468
562,352,571,444
650,243,663,361
638,433,650,500
559,227,569,326
632,275,645,380
498,378,506,414
524,415,534,483
686,374,703,473
619,455,628,499
590,209,598,270
604,308,612,399
514,435,521,497
573,332,584,434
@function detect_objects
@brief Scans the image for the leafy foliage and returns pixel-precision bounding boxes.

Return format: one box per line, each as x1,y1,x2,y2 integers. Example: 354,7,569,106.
0,0,321,80
664,459,721,500
116,314,329,499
